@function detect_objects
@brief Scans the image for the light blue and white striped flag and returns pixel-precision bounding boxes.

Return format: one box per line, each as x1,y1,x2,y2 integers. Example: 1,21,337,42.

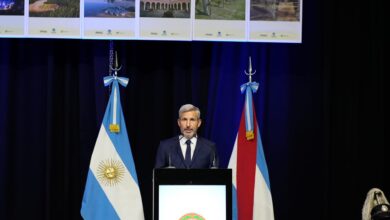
81,75,144,220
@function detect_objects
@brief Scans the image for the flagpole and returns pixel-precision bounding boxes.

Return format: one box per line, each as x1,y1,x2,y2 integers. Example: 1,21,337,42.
108,50,123,134
108,41,114,95
242,56,258,140
229,56,274,220
81,51,144,219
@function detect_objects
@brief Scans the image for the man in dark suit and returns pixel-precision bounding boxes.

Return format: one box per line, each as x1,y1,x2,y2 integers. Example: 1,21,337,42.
155,104,219,169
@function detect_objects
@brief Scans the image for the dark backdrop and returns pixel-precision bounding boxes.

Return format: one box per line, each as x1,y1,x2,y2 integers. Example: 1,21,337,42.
0,0,385,219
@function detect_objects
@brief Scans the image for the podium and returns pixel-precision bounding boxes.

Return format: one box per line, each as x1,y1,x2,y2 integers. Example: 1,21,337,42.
153,169,232,220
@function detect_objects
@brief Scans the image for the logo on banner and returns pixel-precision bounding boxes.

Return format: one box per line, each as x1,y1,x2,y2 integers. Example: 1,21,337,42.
179,213,205,220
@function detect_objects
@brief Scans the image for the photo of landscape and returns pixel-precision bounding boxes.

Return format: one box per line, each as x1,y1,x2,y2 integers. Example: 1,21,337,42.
250,0,300,21
195,0,245,20
84,0,135,18
140,0,190,18
29,0,79,17
0,0,24,15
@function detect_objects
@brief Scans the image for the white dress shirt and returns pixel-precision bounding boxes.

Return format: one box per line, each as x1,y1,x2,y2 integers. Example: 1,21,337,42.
179,135,197,160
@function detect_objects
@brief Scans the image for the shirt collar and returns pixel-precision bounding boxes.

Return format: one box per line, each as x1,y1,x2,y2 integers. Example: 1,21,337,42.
179,135,197,145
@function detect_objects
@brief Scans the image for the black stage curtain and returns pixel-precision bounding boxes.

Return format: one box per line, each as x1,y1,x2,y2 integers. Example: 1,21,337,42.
0,0,385,219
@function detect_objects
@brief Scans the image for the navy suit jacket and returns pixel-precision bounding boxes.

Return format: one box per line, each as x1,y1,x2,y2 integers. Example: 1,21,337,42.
154,136,219,169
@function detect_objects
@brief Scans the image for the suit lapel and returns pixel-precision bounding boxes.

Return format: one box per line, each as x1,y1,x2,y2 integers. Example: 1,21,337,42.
191,137,201,167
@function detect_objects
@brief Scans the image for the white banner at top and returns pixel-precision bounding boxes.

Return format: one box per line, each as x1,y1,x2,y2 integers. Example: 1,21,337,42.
0,0,301,42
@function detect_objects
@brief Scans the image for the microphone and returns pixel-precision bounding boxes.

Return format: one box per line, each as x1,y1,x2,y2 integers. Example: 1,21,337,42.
165,153,176,169
210,152,218,169
371,191,390,220
363,188,390,220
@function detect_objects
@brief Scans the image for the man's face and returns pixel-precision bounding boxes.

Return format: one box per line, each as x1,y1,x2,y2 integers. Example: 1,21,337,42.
177,111,202,139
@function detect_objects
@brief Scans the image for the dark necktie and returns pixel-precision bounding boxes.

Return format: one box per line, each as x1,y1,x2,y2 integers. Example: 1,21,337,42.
185,140,192,167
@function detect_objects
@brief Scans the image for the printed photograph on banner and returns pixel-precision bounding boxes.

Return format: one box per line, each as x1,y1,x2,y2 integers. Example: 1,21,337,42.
0,0,24,15
29,0,80,17
0,0,24,36
84,0,135,18
249,0,302,42
250,0,300,21
195,0,244,20
140,0,190,18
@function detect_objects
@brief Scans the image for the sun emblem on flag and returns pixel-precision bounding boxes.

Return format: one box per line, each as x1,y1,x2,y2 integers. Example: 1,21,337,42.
97,159,125,186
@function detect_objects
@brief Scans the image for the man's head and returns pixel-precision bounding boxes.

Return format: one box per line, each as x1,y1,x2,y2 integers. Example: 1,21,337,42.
177,104,202,139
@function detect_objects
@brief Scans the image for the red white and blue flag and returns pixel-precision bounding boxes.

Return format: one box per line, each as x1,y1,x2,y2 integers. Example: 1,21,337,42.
228,81,274,220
